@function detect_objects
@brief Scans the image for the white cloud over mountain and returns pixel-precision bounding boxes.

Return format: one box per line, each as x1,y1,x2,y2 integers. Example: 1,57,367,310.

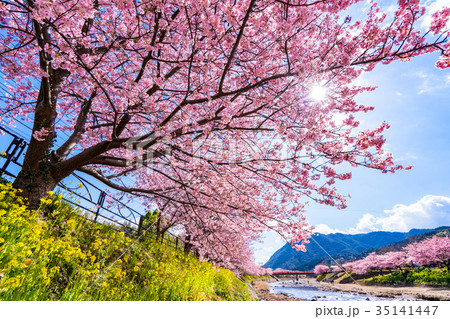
313,224,347,235
349,195,450,233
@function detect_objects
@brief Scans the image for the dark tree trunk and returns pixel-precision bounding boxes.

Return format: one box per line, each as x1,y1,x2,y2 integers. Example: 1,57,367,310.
12,66,70,209
184,235,193,254
12,21,71,209
13,168,58,210
155,211,162,241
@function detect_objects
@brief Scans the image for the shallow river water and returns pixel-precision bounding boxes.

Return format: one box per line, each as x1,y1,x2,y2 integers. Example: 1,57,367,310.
269,281,420,301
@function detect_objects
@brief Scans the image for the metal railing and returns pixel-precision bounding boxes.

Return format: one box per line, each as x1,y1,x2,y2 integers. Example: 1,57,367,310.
0,125,187,251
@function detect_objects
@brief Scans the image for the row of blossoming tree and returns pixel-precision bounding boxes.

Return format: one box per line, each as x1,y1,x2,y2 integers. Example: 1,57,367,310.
333,236,450,275
1,0,450,273
314,264,330,275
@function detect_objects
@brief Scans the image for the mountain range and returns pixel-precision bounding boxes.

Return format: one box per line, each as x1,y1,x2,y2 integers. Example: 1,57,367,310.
263,227,450,271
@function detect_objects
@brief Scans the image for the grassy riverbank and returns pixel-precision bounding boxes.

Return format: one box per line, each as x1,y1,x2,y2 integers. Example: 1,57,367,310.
317,268,450,287
365,267,449,286
0,181,253,301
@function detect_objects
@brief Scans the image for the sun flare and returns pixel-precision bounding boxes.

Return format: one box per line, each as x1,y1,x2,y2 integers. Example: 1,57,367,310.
309,85,328,102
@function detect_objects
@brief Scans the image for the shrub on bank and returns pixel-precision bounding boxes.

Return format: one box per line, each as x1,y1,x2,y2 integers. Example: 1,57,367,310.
316,274,326,281
241,274,272,284
407,267,449,285
0,181,253,300
365,267,449,286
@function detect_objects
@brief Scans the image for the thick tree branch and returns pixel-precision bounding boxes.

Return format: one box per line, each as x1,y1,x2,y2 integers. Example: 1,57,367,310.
218,0,256,93
54,90,97,161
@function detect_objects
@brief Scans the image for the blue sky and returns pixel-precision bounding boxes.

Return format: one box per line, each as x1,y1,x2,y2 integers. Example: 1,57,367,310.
253,47,450,265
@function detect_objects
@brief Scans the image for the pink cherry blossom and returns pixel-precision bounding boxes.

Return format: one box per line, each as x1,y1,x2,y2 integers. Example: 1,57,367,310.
314,264,330,275
0,0,448,272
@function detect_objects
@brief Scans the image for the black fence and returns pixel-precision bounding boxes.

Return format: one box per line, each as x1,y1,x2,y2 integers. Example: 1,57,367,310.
0,125,186,251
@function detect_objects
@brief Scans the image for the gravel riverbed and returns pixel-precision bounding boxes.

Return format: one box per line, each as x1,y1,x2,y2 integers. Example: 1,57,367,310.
251,278,450,301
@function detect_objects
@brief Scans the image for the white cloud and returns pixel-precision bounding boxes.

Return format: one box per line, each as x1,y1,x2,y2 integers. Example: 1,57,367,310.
251,232,285,265
395,151,420,162
405,152,419,160
419,73,450,95
401,70,450,95
313,224,347,235
349,195,450,233
253,246,278,265
348,213,381,234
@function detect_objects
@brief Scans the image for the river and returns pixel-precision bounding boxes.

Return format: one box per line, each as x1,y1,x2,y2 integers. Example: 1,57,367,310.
268,280,421,301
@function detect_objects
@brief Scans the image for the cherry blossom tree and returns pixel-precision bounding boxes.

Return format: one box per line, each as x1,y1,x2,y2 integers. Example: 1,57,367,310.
342,261,355,273
342,252,403,274
350,252,381,274
343,236,450,275
272,268,300,275
378,251,409,270
405,235,450,267
314,264,329,275
1,0,449,268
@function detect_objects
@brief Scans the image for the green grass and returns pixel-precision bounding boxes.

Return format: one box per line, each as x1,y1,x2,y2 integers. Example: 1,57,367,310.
316,272,335,282
0,180,253,300
365,267,450,286
241,274,272,284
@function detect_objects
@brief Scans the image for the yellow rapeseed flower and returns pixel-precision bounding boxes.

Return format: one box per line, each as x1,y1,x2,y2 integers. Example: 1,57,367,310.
49,266,60,275
82,270,91,276
66,219,76,229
